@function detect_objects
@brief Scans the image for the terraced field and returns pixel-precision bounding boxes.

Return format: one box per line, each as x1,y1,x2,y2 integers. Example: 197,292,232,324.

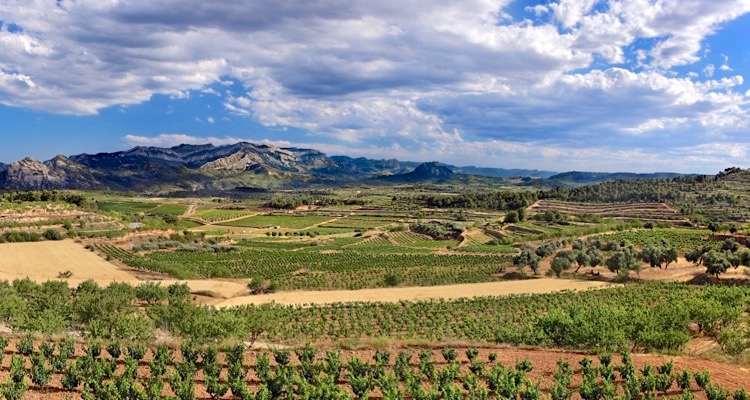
530,200,690,224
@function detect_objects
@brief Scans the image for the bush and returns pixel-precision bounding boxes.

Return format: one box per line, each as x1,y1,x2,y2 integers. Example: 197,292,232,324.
383,273,402,287
43,229,63,241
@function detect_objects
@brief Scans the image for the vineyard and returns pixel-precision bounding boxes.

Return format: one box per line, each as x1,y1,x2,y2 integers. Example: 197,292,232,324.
0,280,749,399
225,282,749,348
0,337,747,400
194,210,257,223
386,232,459,248
588,229,715,253
97,243,507,289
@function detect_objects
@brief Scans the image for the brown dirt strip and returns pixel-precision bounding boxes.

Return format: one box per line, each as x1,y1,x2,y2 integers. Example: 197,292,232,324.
211,279,616,308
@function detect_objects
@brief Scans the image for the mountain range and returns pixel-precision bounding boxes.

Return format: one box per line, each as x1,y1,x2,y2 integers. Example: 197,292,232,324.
0,142,686,192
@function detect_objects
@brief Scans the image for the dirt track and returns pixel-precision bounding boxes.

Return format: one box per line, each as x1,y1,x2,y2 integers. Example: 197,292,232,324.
212,279,615,307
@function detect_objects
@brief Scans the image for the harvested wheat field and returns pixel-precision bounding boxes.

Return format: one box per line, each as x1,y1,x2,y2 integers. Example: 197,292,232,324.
214,279,615,307
0,240,250,298
0,240,138,283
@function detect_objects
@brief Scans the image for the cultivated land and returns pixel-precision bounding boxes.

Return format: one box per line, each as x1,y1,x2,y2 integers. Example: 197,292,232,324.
1,171,750,398
0,240,137,283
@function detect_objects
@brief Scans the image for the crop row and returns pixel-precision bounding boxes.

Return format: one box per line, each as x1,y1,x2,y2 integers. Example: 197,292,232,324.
2,337,744,400
589,229,714,253
117,247,507,289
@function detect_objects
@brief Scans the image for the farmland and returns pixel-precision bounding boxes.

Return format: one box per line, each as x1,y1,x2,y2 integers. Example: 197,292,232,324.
217,215,335,229
0,335,747,400
98,242,510,289
1,182,750,398
529,200,690,225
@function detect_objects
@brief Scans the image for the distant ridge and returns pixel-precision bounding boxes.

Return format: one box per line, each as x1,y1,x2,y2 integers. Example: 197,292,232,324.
0,141,690,192
548,171,687,185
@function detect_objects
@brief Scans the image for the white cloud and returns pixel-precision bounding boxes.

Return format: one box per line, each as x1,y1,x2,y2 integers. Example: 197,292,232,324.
704,64,716,77
123,134,246,147
720,54,733,71
1,1,749,172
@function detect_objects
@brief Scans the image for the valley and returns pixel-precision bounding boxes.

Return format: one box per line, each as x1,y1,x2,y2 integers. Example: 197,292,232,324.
0,158,749,399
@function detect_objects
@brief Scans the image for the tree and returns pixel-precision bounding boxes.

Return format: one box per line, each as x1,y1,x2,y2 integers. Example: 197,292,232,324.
504,211,519,224
640,245,678,269
513,249,541,275
703,250,731,278
551,252,573,278
586,248,604,270
640,245,663,269
729,225,738,236
663,247,678,269
722,238,740,252
574,251,590,273
606,248,641,278
135,282,168,305
708,221,720,234
686,246,711,265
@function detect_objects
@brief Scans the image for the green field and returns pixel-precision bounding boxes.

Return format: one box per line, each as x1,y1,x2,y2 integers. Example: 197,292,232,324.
97,201,157,213
194,209,256,222
218,214,334,229
151,204,188,215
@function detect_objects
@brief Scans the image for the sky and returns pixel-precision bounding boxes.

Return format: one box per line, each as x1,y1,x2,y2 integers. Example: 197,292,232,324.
0,0,749,173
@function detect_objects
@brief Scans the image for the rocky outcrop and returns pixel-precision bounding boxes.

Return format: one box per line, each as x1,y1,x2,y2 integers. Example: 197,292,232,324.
199,143,331,173
0,156,102,189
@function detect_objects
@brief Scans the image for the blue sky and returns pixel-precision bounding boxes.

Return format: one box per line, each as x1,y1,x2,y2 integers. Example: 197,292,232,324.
1,0,749,173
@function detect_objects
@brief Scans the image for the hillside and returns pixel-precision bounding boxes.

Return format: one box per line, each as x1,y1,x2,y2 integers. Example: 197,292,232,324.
539,167,750,222
374,162,455,183
547,171,687,185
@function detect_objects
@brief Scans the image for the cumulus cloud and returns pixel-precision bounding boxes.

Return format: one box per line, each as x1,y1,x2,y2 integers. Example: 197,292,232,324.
123,134,247,147
1,0,750,172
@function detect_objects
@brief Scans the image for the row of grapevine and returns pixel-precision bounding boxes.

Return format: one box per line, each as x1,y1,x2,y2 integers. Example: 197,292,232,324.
0,337,746,399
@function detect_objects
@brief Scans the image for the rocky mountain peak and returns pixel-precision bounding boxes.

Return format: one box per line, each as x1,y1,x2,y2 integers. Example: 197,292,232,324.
411,162,454,179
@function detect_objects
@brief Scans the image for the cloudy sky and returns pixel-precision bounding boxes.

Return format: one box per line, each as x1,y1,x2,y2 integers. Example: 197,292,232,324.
1,0,749,173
